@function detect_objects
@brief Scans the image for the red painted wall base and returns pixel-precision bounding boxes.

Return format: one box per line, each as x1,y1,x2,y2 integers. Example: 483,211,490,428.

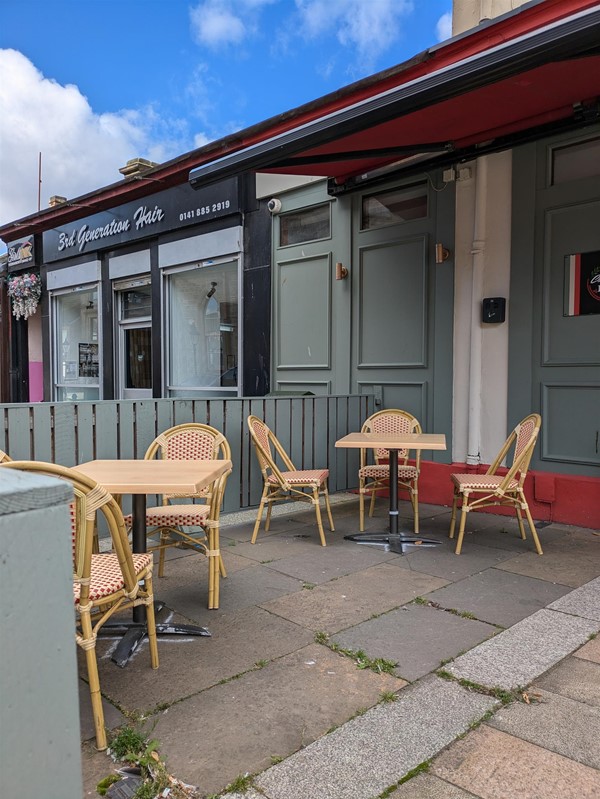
418,461,600,530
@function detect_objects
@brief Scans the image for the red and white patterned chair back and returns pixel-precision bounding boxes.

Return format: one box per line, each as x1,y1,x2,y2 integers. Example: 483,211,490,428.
163,429,219,461
146,423,231,501
362,409,421,463
513,416,537,465
248,417,274,470
506,413,541,485
2,460,138,599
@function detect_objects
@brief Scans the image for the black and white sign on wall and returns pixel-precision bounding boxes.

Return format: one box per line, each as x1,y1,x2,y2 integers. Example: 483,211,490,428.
43,177,242,263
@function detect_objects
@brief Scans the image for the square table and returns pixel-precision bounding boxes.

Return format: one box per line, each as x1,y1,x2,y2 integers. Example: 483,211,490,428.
75,458,231,666
336,432,446,553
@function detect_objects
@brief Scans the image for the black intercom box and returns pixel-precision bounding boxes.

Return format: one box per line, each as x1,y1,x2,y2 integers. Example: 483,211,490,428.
482,297,506,323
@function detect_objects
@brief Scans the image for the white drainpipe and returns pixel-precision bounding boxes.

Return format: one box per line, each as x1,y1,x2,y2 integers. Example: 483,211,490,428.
466,155,488,466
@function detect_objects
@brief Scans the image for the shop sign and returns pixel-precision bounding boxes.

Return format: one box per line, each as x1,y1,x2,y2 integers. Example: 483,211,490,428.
7,236,34,268
564,251,600,316
43,178,241,263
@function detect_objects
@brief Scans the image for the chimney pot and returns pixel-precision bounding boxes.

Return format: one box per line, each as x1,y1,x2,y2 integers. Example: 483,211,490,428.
49,195,67,207
119,157,159,178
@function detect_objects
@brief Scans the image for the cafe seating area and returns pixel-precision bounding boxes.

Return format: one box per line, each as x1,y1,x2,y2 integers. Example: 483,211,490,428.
121,422,232,609
247,414,335,546
357,408,422,534
448,413,544,556
2,459,159,751
5,405,597,798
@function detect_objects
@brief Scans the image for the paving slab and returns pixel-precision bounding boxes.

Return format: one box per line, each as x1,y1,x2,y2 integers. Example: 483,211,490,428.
81,743,115,798
388,773,479,798
431,725,600,799
535,656,600,708
489,688,600,769
156,543,255,582
222,529,340,563
261,563,448,633
396,540,522,583
574,636,600,664
160,562,304,620
424,568,571,627
255,675,497,799
265,541,399,585
547,576,600,621
92,605,314,711
151,643,401,796
446,609,598,689
222,792,265,799
78,680,125,745
495,530,600,588
332,604,497,681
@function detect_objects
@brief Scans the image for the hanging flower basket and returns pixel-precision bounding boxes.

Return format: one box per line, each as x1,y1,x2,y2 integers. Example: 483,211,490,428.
7,272,42,320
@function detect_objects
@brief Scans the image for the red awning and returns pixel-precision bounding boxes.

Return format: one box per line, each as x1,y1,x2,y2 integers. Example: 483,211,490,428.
189,1,600,192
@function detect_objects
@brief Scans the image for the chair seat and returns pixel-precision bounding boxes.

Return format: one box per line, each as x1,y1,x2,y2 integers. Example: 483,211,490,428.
359,465,418,480
123,504,210,527
74,553,152,603
268,469,329,486
451,473,519,491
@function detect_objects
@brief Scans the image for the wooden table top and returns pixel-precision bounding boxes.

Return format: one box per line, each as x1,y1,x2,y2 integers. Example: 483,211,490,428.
74,459,232,494
335,432,447,450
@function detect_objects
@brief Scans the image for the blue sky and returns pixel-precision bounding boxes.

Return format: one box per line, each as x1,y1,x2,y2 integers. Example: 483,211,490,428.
0,0,452,227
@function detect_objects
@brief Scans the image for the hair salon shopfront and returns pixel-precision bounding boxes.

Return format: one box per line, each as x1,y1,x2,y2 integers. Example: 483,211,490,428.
4,176,270,403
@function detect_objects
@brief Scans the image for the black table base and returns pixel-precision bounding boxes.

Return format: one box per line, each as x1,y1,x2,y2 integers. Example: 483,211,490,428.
103,495,212,667
345,448,441,554
99,602,211,668
344,532,441,553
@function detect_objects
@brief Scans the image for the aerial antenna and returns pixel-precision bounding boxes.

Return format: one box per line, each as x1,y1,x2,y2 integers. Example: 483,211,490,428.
37,152,42,211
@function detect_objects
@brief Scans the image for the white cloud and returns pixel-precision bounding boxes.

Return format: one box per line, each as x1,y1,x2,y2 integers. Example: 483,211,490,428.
190,3,247,47
0,49,195,227
436,11,453,42
295,0,413,68
190,0,278,49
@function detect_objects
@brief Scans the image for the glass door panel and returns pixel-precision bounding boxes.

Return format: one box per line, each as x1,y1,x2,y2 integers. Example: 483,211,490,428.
125,327,151,391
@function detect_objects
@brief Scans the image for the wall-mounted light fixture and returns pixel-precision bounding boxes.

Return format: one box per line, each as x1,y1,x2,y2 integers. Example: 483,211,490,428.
335,262,348,280
206,281,217,299
435,243,451,263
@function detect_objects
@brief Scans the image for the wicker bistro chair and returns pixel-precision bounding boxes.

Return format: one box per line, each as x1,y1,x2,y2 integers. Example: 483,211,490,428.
122,423,232,610
247,415,335,546
0,448,12,462
3,460,159,751
449,413,544,555
359,409,422,534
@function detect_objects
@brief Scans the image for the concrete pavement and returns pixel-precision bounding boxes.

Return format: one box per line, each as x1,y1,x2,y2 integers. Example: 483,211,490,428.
80,495,600,798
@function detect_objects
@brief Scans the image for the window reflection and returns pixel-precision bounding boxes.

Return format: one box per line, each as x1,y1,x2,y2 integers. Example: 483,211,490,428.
168,261,238,395
280,204,331,246
362,183,428,230
53,287,100,401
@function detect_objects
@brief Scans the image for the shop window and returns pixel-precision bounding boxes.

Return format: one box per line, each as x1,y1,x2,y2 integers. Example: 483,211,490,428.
166,260,238,396
53,286,100,402
361,183,428,230
121,283,152,319
551,137,600,185
279,204,331,246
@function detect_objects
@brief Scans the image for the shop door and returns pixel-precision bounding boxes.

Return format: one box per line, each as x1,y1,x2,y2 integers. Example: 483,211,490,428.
350,177,455,439
120,323,152,399
271,174,454,446
513,132,600,472
115,278,152,400
271,182,351,395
